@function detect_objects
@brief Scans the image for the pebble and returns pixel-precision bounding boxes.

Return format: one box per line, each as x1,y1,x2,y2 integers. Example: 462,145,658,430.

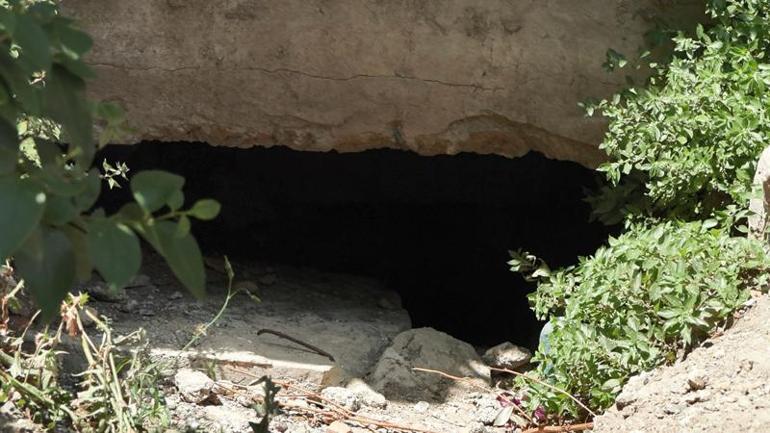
120,299,139,313
326,421,351,433
686,370,708,391
321,387,362,412
174,369,217,405
413,401,430,413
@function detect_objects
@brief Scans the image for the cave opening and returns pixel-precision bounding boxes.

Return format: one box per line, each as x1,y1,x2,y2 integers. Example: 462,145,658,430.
96,142,614,350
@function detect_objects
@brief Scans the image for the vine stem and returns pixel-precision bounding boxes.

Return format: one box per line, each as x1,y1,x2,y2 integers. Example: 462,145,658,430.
182,256,236,351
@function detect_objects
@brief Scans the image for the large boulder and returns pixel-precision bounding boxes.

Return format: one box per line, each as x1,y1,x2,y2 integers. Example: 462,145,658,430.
369,327,490,401
61,0,701,167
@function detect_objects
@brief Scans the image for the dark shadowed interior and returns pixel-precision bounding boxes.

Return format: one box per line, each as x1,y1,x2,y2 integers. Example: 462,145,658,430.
95,142,614,349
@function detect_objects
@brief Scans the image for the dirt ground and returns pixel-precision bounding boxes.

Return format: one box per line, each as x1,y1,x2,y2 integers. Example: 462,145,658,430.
4,255,770,433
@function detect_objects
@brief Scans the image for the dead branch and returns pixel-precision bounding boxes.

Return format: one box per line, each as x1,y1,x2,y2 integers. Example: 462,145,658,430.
229,366,442,433
522,422,594,433
257,328,336,362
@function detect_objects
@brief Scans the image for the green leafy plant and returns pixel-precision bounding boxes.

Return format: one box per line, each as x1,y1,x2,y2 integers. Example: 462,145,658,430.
512,222,770,418
1,287,169,432
587,0,770,226
0,0,220,318
510,0,770,424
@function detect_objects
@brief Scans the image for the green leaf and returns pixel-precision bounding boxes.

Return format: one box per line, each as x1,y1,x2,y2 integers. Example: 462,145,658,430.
41,65,93,163
61,223,91,282
168,189,184,211
42,194,77,226
175,215,191,238
0,176,46,260
87,218,141,289
72,170,101,212
14,227,75,320
130,170,185,213
53,19,93,59
0,8,17,34
188,199,221,220
13,14,52,73
0,118,18,174
138,220,205,298
0,50,42,114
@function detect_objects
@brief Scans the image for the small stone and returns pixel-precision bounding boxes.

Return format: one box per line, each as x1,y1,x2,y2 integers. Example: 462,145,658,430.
482,342,532,369
686,371,708,391
346,379,388,409
138,308,155,316
413,401,430,413
175,368,217,404
80,280,127,302
472,395,501,425
258,273,278,286
327,421,351,433
321,387,362,412
120,299,139,313
169,291,183,300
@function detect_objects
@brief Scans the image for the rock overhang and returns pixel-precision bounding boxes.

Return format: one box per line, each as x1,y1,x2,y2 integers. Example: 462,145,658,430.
60,0,703,168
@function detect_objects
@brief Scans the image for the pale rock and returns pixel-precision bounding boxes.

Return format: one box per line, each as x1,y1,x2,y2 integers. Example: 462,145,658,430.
321,387,362,412
326,421,352,433
345,379,388,409
482,342,532,369
174,368,217,404
413,401,430,413
370,328,491,401
370,328,490,401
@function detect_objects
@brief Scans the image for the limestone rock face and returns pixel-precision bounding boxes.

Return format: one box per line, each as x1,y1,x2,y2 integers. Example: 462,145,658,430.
61,0,700,167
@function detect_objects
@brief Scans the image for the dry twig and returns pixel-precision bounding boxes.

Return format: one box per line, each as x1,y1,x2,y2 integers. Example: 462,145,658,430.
522,422,594,433
256,328,336,362
229,366,441,433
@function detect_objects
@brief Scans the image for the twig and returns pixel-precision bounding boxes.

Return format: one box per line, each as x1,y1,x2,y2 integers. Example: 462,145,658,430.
256,328,336,362
489,367,597,418
412,367,534,425
229,366,441,433
522,422,594,433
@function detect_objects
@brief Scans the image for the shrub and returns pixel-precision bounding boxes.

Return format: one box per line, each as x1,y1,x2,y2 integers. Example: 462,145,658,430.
588,0,770,225
511,0,770,423
511,221,770,418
